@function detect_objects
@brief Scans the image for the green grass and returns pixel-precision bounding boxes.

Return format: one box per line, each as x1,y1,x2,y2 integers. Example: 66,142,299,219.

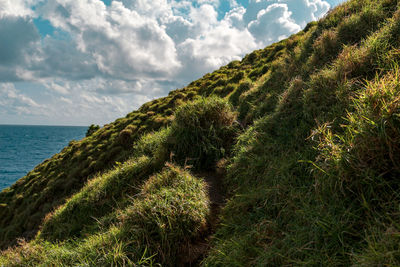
0,165,209,266
165,97,239,169
2,0,400,265
39,156,159,242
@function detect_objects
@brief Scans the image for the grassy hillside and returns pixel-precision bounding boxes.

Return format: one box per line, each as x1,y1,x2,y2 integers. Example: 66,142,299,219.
2,0,400,265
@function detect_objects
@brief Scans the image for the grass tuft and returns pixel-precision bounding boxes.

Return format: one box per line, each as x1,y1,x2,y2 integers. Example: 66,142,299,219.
165,97,239,169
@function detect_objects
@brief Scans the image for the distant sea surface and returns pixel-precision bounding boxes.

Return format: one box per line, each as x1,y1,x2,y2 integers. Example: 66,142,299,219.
0,125,87,191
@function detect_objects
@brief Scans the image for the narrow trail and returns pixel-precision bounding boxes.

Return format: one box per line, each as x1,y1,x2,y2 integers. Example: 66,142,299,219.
179,170,226,266
201,171,225,206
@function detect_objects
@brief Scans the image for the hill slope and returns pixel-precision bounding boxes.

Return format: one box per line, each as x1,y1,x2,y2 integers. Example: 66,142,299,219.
2,0,400,265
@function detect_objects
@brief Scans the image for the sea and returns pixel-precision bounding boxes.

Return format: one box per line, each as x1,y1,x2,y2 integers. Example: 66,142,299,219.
0,125,87,191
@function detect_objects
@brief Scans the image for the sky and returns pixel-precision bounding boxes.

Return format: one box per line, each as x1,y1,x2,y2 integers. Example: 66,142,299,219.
0,0,345,126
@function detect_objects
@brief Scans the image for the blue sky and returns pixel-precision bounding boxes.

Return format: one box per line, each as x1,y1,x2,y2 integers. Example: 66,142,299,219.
0,0,345,126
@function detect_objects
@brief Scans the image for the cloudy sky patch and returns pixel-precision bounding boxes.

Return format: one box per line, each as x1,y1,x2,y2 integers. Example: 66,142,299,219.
0,0,344,126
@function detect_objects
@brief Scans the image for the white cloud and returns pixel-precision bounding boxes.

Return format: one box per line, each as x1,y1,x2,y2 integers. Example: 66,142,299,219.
178,22,257,81
121,0,173,18
42,87,153,125
225,6,246,29
0,0,332,125
248,3,301,43
173,3,259,80
0,0,35,17
0,83,43,117
0,16,39,66
39,0,181,80
45,82,69,95
190,4,219,29
280,0,330,27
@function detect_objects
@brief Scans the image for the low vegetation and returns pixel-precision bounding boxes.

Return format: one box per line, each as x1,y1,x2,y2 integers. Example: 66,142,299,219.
2,0,400,265
0,165,209,266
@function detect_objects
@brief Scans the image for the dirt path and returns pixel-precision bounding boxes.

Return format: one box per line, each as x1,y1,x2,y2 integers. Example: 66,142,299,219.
179,171,226,266
201,171,225,204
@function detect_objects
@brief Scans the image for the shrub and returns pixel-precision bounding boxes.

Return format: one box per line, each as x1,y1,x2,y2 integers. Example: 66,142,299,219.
85,124,100,137
165,97,238,169
119,164,210,265
229,71,244,83
39,157,157,241
213,77,227,87
212,85,233,97
229,80,252,107
118,129,133,146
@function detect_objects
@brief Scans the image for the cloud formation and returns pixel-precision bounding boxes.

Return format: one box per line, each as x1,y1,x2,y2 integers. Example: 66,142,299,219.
0,83,43,117
0,0,332,125
248,3,301,43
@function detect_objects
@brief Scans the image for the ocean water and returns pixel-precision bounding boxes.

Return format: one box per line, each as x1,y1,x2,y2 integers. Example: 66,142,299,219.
0,125,87,191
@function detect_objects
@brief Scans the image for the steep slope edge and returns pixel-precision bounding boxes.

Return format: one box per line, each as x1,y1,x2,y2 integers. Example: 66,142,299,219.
1,0,400,265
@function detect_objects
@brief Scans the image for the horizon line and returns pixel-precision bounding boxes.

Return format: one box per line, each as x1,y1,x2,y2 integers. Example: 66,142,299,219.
0,123,90,127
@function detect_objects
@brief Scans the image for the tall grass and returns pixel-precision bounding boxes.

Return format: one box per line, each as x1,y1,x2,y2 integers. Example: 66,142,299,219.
2,0,400,266
165,97,238,169
1,165,209,266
